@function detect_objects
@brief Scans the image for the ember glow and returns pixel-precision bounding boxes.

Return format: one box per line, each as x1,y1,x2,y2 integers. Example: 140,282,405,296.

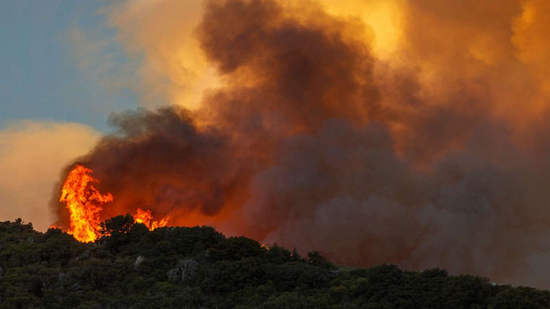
60,165,169,242
134,208,170,231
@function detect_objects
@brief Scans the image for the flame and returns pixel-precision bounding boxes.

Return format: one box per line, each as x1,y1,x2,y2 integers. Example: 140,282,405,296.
49,223,62,230
60,165,113,242
60,165,170,242
134,208,170,230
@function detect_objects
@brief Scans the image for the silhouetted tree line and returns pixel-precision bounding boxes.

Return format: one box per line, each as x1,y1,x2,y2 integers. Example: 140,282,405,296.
0,216,549,309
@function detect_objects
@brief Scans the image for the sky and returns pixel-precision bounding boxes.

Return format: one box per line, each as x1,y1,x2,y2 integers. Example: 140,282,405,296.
0,0,138,230
0,0,136,131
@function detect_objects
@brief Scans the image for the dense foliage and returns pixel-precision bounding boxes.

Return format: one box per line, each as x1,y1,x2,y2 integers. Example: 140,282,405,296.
0,217,549,309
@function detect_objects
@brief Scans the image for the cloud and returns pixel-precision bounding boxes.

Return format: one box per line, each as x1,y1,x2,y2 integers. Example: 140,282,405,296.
0,120,100,231
104,0,220,110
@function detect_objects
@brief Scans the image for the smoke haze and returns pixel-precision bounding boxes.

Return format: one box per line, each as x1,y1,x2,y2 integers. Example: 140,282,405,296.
53,0,550,288
0,121,100,231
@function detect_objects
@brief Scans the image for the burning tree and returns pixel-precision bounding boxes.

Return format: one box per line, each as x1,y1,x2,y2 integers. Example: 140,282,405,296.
59,165,169,242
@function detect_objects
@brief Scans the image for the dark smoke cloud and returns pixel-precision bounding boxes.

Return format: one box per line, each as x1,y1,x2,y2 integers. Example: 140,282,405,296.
248,120,550,288
52,0,550,288
198,0,379,131
53,107,243,227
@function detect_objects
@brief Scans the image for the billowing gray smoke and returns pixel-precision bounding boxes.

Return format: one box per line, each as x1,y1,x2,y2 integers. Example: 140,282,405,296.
53,0,550,289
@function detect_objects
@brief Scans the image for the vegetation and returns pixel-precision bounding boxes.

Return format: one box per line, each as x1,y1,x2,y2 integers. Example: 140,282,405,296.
0,216,549,309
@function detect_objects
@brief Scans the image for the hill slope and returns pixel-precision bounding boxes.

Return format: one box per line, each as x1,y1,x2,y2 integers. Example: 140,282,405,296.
0,216,549,309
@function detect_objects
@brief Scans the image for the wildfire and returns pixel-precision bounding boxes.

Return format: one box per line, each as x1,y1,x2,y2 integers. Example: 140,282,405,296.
60,165,169,242
60,165,113,242
134,208,170,230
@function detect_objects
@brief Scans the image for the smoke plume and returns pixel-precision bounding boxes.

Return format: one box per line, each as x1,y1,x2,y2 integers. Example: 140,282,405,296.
53,0,550,288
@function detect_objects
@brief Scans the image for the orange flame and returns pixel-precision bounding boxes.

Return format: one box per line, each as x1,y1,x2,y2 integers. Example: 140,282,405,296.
134,208,170,230
60,165,170,242
60,165,113,242
49,223,62,230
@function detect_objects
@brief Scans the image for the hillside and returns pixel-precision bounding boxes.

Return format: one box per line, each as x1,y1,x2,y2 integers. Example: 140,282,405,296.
0,216,548,309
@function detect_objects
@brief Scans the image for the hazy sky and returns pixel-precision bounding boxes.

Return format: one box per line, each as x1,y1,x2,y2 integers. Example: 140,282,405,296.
0,0,136,131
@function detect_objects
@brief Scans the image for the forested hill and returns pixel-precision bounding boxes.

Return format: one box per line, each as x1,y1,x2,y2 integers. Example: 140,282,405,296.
1,217,549,309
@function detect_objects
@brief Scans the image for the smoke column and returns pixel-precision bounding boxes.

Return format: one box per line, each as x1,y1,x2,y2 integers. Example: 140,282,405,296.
53,0,550,289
